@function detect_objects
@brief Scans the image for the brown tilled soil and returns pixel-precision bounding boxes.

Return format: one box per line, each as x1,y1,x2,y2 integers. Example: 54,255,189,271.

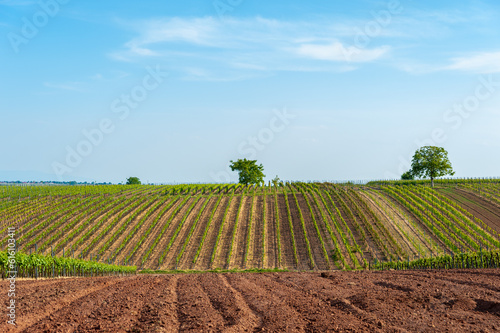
2,269,499,332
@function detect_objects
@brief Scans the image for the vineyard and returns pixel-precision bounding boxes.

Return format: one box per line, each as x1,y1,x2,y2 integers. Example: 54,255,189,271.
0,251,136,279
1,179,500,271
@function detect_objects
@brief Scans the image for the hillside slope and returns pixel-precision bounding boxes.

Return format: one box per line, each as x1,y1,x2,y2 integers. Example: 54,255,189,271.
1,181,500,270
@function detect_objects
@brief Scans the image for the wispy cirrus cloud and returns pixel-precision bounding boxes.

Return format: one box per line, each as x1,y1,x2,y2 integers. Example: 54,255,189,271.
109,4,500,81
109,16,391,80
446,52,500,73
296,42,390,63
124,17,221,49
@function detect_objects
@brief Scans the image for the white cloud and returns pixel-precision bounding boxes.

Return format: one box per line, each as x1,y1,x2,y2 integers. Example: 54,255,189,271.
110,16,392,80
123,43,158,57
111,8,498,80
392,60,442,75
393,51,500,75
180,68,265,82
131,17,220,46
119,17,225,57
296,42,389,62
446,52,500,73
118,16,391,60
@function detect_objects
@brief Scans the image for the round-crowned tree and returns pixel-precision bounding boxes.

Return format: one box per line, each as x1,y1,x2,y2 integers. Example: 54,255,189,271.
230,159,265,185
126,177,141,185
410,146,455,187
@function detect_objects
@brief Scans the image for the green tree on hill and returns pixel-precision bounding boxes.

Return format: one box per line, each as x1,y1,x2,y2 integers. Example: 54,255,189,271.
126,177,141,185
230,159,265,185
401,171,414,180
409,146,455,187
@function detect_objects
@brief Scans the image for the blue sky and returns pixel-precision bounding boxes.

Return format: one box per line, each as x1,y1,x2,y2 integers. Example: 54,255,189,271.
1,0,499,183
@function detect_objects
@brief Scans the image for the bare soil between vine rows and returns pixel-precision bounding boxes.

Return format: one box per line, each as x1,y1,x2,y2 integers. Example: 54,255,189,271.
1,269,499,332
439,188,500,233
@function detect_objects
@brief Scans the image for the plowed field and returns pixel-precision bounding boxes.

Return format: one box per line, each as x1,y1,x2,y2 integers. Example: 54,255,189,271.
2,269,499,332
